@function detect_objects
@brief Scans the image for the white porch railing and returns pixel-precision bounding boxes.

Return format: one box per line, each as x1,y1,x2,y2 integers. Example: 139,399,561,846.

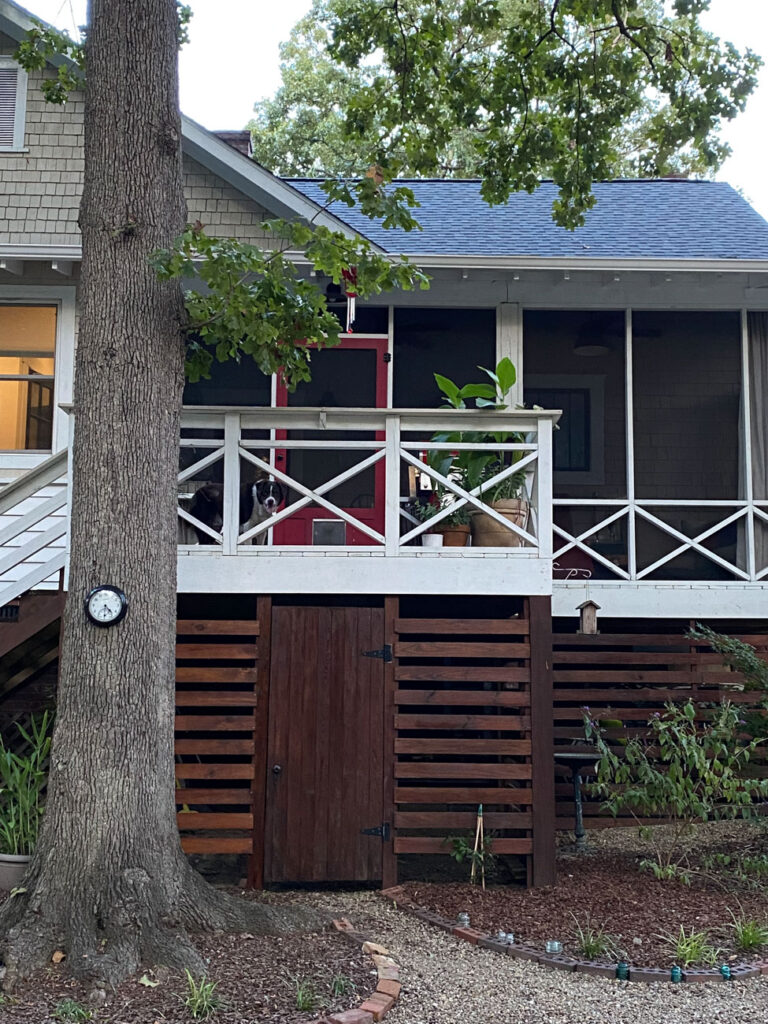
553,498,768,582
178,407,557,556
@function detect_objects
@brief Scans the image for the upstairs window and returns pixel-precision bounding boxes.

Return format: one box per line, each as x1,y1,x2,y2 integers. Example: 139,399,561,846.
0,58,27,151
0,306,57,451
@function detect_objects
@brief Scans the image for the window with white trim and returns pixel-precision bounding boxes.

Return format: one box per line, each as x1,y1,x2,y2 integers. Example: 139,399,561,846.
0,305,57,451
0,57,27,152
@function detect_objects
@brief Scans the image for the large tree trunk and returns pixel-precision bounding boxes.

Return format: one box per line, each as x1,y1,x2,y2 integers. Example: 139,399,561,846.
0,0,320,989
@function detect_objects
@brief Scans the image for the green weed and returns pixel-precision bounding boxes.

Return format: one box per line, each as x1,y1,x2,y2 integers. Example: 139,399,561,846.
53,1000,92,1022
728,910,768,952
329,973,356,998
659,926,721,967
292,976,321,1012
183,971,221,1020
569,914,620,960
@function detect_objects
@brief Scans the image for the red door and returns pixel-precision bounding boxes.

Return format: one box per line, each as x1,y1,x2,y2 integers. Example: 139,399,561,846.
274,337,388,545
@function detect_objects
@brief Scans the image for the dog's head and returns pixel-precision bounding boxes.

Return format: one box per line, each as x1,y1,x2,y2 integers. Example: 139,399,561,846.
254,479,285,515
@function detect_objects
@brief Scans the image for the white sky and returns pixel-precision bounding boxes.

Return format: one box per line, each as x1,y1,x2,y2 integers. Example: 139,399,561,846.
24,0,768,219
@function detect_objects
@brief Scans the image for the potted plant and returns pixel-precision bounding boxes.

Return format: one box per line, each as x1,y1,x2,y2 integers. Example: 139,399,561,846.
0,712,52,891
433,501,472,547
407,499,444,547
432,358,530,548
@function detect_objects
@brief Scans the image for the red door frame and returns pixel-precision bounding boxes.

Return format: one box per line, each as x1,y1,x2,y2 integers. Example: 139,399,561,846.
274,336,388,545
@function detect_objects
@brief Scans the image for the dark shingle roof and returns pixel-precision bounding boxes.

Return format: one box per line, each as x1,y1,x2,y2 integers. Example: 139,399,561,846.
287,179,768,261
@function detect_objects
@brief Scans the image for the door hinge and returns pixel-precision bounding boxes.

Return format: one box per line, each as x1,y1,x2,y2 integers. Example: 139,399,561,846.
361,643,392,663
360,823,391,841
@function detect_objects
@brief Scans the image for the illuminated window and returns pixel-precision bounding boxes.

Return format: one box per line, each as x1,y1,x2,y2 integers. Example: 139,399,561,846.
0,306,56,450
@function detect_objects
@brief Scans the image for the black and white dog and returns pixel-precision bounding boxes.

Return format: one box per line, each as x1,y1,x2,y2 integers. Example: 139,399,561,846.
183,478,285,545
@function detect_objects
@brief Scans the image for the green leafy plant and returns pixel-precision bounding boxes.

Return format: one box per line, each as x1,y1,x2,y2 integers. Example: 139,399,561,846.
0,712,53,856
292,976,321,1012
584,701,768,878
659,926,721,968
570,914,620,961
728,910,768,952
447,833,496,884
53,1000,92,1022
688,624,768,740
183,971,221,1020
329,973,356,998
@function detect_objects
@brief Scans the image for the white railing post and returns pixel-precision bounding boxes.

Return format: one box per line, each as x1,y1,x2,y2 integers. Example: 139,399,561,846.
223,412,241,555
385,414,401,556
64,409,75,591
536,416,553,559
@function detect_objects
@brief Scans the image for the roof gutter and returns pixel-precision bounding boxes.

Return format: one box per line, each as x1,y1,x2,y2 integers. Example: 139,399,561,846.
399,254,768,274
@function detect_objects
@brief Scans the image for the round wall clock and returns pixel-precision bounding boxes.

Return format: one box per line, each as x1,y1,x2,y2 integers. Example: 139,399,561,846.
84,585,128,627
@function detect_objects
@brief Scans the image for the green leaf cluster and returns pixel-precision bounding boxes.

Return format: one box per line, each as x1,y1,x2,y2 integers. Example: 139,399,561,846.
322,0,761,227
151,221,428,387
0,712,52,857
585,700,768,877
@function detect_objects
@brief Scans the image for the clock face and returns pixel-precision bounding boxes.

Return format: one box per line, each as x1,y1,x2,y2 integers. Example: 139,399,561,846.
84,586,128,627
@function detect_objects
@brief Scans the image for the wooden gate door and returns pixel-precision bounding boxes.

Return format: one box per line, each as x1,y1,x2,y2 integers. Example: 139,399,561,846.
264,604,386,883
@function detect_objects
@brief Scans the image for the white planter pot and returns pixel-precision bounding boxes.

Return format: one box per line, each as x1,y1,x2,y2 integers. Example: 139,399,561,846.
0,852,30,891
422,533,444,548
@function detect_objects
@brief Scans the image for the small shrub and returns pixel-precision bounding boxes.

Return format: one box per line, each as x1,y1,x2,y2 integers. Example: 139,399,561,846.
659,926,721,967
584,700,768,878
570,914,620,960
447,832,496,885
53,1001,92,1022
292,976,321,1012
329,973,356,999
729,910,768,952
183,971,221,1020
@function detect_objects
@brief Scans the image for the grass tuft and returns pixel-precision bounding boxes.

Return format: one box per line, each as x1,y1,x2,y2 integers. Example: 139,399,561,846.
53,1000,92,1022
569,913,620,960
183,971,221,1020
728,910,768,952
659,925,721,967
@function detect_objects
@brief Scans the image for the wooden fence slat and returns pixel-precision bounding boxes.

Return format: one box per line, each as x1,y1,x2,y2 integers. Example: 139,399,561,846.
175,787,252,804
395,689,528,707
175,763,256,780
395,713,530,731
394,738,532,755
176,620,260,636
394,762,532,780
176,643,258,660
395,641,531,659
177,812,253,830
176,667,257,683
180,837,252,854
395,666,530,683
395,786,533,805
175,738,255,755
395,618,529,635
175,714,256,731
175,692,258,707
553,670,741,684
394,837,532,854
394,811,533,829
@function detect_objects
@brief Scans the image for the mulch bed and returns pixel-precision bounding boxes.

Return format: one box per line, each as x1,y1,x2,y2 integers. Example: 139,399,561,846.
0,891,377,1024
399,823,768,968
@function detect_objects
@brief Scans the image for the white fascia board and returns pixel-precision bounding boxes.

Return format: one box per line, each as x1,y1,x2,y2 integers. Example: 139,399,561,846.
0,244,82,260
403,253,768,274
181,116,380,250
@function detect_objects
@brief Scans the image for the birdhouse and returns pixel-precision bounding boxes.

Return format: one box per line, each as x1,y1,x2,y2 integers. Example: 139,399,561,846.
577,599,600,635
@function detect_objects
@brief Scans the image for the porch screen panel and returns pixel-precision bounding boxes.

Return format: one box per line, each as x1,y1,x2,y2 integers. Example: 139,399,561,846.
632,312,740,501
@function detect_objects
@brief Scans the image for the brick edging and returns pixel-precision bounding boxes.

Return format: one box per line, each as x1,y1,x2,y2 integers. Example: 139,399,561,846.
319,917,402,1023
378,886,768,984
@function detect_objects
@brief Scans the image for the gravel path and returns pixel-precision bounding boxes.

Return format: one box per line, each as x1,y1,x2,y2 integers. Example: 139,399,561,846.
278,891,768,1024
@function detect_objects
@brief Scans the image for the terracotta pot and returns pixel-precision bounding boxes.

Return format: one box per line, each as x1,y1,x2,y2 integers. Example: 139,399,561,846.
470,499,529,548
435,524,471,547
0,853,30,892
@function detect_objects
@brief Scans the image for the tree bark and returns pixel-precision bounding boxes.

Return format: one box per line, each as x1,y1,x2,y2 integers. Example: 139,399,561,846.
0,0,322,988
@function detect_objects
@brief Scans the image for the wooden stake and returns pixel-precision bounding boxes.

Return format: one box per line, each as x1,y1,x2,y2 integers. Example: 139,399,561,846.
470,804,481,885
478,804,485,890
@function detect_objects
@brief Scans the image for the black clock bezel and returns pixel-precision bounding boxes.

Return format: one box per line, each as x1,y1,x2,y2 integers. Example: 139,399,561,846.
84,585,128,627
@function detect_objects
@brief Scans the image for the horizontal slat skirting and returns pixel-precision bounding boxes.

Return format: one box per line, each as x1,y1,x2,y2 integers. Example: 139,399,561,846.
553,687,752,703
395,666,530,683
180,836,251,854
176,667,257,683
395,618,529,635
394,811,532,829
556,651,736,665
174,763,256,780
175,787,252,804
395,641,530,659
177,812,253,830
175,692,258,707
553,670,743,684
176,620,260,636
175,714,256,731
176,643,258,660
555,633,768,648
555,816,666,830
396,713,530,731
554,707,740,722
175,738,255,755
395,689,529,707
395,738,532,756
395,763,532,780
395,786,532,805
394,837,532,855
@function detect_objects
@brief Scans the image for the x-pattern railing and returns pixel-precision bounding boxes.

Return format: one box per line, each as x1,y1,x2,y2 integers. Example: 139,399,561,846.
177,407,557,555
553,498,768,582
